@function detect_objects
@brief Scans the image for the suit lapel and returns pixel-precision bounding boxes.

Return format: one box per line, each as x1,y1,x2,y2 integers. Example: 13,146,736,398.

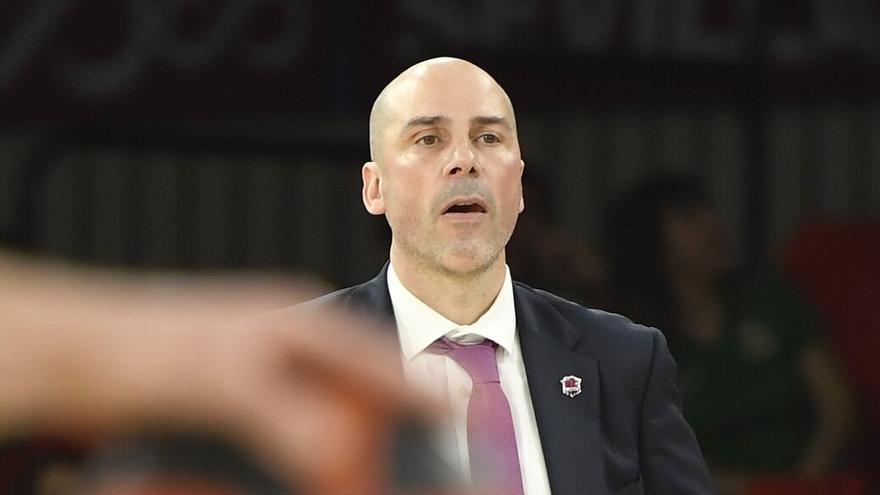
344,268,605,493
515,284,604,495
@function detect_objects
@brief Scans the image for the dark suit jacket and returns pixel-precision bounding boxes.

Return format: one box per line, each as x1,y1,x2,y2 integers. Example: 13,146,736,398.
310,263,715,495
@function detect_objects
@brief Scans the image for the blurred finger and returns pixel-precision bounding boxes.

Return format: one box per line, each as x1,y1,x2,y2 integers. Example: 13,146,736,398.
259,308,442,418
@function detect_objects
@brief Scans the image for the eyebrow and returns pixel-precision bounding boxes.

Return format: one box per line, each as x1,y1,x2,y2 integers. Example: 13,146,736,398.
401,115,512,131
402,115,450,131
471,115,512,131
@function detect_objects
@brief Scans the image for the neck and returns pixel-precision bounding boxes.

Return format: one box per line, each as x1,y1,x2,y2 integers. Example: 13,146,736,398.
669,269,723,343
390,247,507,326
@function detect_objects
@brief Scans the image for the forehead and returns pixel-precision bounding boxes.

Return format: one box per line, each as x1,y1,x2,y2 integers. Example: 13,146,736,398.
384,68,513,128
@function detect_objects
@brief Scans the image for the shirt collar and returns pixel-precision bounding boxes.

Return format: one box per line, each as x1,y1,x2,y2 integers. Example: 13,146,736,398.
387,263,517,362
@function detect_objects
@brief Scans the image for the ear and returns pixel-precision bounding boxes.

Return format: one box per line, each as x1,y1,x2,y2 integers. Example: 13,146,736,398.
362,161,386,215
518,159,525,213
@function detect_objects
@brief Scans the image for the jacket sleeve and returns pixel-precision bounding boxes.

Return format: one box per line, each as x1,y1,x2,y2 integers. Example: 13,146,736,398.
639,329,716,494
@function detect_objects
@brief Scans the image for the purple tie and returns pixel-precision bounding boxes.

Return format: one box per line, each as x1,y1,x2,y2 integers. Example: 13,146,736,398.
432,336,525,494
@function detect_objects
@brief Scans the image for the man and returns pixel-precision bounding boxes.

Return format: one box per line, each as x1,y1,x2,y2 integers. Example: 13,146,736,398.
311,58,714,494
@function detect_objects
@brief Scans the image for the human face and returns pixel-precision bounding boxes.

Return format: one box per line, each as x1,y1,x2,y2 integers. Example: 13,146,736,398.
362,61,524,276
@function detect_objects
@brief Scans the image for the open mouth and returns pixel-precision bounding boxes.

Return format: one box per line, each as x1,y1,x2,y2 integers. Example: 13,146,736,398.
442,199,488,215
444,203,486,214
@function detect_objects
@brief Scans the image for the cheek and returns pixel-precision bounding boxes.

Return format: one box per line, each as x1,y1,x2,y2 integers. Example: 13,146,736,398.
496,166,524,205
383,172,430,213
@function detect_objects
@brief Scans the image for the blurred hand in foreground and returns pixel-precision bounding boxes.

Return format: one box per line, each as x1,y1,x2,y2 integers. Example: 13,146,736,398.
0,253,448,495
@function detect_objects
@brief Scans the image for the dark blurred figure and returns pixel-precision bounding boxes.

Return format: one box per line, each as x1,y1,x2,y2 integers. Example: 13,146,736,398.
506,170,606,307
603,174,854,495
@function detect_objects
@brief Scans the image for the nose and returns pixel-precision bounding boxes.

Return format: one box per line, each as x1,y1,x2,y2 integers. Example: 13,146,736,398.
443,138,480,177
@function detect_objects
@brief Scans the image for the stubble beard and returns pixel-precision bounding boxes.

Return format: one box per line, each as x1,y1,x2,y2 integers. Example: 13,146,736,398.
388,179,515,278
394,221,505,280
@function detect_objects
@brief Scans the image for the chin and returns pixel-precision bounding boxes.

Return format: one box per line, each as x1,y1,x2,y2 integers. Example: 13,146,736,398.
437,247,500,276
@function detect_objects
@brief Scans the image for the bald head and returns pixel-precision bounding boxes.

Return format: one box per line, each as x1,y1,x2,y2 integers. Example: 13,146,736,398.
368,57,517,162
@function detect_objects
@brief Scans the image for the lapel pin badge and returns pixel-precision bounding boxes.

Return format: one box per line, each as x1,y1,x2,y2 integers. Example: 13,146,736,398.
560,375,582,398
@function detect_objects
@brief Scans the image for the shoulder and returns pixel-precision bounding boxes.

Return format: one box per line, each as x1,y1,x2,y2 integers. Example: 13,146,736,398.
259,284,363,321
741,270,817,318
295,269,395,324
513,280,663,359
305,284,363,308
297,282,380,316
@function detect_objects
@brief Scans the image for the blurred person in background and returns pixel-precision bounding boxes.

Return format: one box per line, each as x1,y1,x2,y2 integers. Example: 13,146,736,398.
0,251,455,495
306,57,714,495
603,173,854,494
506,170,607,308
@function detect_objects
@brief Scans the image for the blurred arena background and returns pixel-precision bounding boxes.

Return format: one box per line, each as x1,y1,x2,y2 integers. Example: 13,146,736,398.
2,1,879,278
1,1,878,494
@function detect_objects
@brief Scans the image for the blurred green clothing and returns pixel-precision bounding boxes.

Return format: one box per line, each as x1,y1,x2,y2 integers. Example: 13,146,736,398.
670,272,821,471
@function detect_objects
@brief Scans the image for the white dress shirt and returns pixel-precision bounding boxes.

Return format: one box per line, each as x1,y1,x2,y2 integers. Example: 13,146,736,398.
387,263,552,495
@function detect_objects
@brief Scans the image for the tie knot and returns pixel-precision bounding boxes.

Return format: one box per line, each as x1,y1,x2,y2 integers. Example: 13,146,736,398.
431,336,499,384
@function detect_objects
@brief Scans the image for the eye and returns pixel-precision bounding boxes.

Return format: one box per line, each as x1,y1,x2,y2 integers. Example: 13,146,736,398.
478,133,500,144
417,135,439,146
